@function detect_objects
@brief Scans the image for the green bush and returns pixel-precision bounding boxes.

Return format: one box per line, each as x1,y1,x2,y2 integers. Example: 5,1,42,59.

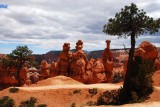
19,97,37,107
19,97,47,107
0,96,15,107
120,56,156,103
9,87,19,93
130,57,155,101
97,89,122,105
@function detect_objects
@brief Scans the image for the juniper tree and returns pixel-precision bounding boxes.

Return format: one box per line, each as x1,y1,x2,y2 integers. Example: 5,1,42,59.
8,46,33,86
103,3,160,103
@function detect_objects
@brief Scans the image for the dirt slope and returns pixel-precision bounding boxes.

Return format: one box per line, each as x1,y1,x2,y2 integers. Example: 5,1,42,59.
29,76,83,86
0,75,160,107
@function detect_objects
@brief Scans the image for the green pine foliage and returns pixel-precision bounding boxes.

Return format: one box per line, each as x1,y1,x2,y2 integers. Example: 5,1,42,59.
103,3,160,37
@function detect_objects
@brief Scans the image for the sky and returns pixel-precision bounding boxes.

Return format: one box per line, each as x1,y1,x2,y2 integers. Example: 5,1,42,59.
0,0,160,54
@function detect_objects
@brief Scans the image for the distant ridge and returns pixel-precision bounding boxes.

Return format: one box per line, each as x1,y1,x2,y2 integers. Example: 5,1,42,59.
1,48,159,64
33,49,130,64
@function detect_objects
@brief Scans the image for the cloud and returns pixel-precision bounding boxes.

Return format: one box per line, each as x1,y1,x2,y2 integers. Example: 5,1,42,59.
0,0,160,54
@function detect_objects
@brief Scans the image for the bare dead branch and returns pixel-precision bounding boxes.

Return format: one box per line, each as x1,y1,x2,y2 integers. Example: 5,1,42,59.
123,44,129,54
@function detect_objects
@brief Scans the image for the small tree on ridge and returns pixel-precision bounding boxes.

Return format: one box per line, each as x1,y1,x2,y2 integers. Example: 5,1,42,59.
8,45,33,86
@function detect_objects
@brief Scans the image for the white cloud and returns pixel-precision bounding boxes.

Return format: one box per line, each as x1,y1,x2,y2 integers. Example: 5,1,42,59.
0,0,160,54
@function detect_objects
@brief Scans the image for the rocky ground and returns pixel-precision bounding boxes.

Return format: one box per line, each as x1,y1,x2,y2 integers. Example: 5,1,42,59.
0,70,160,107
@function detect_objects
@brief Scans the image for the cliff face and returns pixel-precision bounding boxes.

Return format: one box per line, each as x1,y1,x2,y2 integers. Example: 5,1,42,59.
34,51,61,64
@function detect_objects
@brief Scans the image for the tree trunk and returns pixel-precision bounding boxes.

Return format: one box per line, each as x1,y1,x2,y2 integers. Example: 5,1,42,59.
16,63,22,86
121,32,135,103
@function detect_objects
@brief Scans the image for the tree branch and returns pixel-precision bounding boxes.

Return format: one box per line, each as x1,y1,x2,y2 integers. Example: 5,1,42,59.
123,44,129,54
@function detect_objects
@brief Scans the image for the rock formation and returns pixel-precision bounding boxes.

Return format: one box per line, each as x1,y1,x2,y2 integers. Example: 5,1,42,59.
155,59,160,70
57,43,72,76
123,41,158,77
102,40,113,62
102,40,114,82
19,67,28,85
29,72,40,84
49,61,58,77
135,41,158,60
91,58,107,83
1,75,18,85
40,60,50,79
70,40,88,83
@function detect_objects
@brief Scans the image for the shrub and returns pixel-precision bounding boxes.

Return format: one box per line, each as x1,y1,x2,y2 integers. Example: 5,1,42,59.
19,97,37,107
86,101,97,106
73,89,81,94
9,87,19,93
97,88,122,105
129,57,155,101
0,96,15,107
70,103,76,107
88,88,98,97
19,97,47,107
112,71,124,83
120,56,156,103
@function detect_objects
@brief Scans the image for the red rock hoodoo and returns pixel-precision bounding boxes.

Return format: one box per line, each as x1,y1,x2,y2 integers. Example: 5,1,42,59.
57,43,72,76
102,40,114,82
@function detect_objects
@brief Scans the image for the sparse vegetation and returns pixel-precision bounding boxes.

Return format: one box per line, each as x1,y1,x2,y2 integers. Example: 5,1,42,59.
73,89,81,94
86,101,97,106
0,96,15,107
19,97,47,107
97,89,122,105
71,103,76,107
112,71,124,83
9,87,19,93
88,88,98,97
19,97,37,107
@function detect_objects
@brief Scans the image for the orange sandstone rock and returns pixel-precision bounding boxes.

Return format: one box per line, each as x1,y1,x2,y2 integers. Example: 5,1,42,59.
91,59,107,83
49,62,58,77
57,43,72,76
41,60,49,70
70,40,88,83
102,40,114,82
155,59,160,70
102,40,113,62
40,60,50,79
1,76,18,85
19,67,28,85
135,41,158,60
